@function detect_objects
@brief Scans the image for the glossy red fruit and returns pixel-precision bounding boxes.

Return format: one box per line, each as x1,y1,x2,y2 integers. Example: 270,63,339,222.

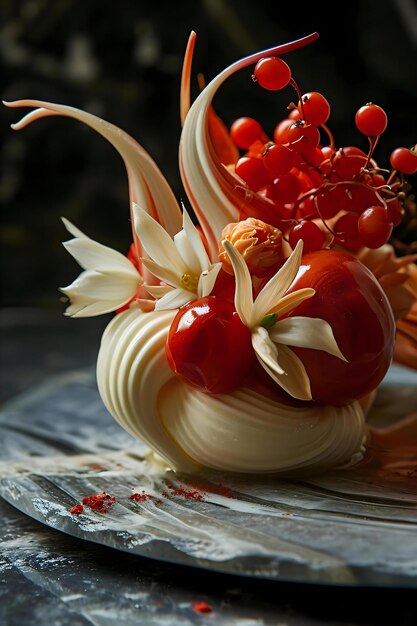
263,144,294,178
287,121,320,149
390,147,417,175
166,296,254,394
273,119,293,144
333,147,367,179
298,91,331,126
289,220,325,253
270,172,301,204
334,213,363,251
355,104,387,136
235,156,269,191
386,197,404,226
254,57,291,91
285,250,395,405
358,205,393,248
230,117,264,150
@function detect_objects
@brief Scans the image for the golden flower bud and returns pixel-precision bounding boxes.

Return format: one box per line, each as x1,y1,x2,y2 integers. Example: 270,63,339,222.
219,218,283,277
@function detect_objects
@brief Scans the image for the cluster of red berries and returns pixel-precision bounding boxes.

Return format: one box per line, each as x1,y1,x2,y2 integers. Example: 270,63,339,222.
230,56,417,252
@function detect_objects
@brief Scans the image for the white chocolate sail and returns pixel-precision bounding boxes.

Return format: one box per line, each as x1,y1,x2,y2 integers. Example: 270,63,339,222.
97,308,366,474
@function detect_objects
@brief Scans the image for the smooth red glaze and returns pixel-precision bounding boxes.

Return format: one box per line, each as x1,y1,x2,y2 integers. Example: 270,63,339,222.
284,250,395,405
166,296,254,394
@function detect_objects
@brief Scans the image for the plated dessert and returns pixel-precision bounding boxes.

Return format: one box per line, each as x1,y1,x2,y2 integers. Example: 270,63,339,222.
5,32,417,474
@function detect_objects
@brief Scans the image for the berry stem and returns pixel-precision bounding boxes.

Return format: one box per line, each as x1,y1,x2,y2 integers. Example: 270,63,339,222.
290,78,305,118
321,123,335,149
363,135,380,170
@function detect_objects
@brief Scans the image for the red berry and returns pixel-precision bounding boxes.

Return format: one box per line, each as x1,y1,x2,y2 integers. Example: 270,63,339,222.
286,250,395,405
230,117,264,150
166,296,254,394
333,147,367,179
371,173,387,188
355,104,388,136
386,197,404,226
254,57,291,91
298,92,331,126
390,147,417,175
316,186,346,219
334,213,363,251
296,196,317,219
349,184,381,214
289,221,325,253
235,156,269,191
358,206,393,248
263,144,294,178
270,172,301,204
273,119,293,144
287,121,320,149
297,171,316,192
288,108,301,120
321,146,335,160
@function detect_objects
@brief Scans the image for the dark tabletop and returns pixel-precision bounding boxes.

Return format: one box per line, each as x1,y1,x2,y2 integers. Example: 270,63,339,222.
1,307,417,626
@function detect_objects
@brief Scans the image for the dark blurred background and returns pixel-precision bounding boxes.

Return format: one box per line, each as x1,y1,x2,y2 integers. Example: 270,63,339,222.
1,0,417,309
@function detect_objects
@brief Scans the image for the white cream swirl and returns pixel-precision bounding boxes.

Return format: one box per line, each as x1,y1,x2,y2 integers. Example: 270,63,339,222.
97,308,366,474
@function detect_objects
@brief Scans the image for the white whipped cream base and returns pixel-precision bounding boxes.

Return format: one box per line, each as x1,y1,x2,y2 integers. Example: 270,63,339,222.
97,308,366,474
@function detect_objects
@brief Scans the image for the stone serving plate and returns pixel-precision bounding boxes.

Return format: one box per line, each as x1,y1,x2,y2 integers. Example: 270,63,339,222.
0,366,416,587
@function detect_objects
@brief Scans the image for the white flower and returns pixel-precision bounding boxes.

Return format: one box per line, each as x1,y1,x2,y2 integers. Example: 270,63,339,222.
223,239,347,401
134,204,221,310
61,218,142,317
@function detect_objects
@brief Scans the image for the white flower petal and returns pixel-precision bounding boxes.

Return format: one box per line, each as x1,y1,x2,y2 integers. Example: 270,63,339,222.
64,300,116,318
61,217,89,239
271,288,315,318
252,240,303,324
154,288,196,311
145,284,174,298
252,327,284,374
173,229,201,275
198,263,221,297
182,206,211,272
222,240,253,327
63,238,139,277
133,207,187,276
256,343,312,401
252,327,312,400
270,317,347,361
141,258,183,289
61,270,140,317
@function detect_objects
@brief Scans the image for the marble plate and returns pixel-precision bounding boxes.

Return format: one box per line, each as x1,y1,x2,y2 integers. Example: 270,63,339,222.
0,366,416,587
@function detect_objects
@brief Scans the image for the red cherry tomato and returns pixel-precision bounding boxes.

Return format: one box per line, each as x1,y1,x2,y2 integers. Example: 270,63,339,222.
284,250,395,406
166,296,254,394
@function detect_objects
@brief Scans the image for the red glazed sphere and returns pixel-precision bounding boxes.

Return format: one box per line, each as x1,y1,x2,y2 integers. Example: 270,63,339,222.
355,104,387,136
285,250,395,406
254,57,291,91
166,296,254,394
390,147,417,175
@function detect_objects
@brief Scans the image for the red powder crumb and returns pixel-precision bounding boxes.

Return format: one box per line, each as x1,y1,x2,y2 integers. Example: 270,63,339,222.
192,601,213,614
186,482,233,498
81,492,116,513
163,483,205,501
69,504,84,515
129,491,161,504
